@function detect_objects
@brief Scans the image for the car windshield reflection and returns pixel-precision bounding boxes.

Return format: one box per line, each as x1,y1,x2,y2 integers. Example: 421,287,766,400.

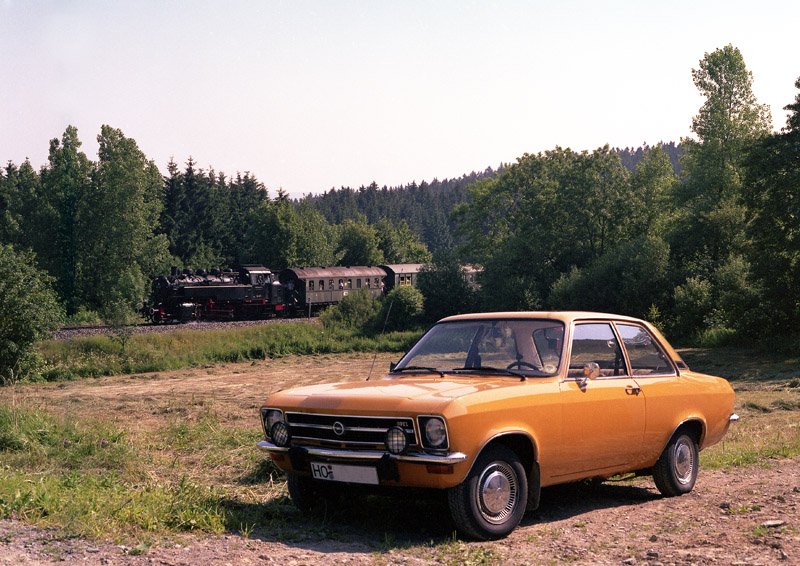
394,319,564,377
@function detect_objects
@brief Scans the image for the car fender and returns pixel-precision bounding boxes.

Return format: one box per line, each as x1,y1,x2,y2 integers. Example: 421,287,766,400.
459,429,541,507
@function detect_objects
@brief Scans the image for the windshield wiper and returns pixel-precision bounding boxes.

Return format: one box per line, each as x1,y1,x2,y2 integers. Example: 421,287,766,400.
391,366,445,377
451,366,526,381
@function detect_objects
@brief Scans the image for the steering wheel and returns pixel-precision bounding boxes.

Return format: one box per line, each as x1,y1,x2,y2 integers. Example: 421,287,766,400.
506,361,537,370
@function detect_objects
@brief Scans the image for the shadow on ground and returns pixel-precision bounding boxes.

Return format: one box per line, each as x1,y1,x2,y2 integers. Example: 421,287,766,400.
231,479,658,553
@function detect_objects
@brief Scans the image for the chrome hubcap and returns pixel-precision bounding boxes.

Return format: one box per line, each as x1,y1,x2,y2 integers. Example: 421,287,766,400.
477,463,517,524
673,437,694,484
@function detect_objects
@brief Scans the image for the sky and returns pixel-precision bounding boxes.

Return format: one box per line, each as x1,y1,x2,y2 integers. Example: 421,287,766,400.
2,1,799,198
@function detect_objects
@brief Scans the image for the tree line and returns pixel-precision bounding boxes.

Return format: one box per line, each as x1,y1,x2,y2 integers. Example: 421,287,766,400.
0,132,434,323
453,45,798,343
2,44,799,382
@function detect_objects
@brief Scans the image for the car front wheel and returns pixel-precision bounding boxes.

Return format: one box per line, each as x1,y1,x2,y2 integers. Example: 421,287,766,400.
652,431,699,497
287,472,344,514
448,444,528,540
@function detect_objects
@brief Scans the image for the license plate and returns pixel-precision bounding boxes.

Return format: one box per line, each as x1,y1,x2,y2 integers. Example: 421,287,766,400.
309,462,379,485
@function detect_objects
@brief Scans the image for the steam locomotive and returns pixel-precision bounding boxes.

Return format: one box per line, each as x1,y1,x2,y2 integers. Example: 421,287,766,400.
137,265,284,323
138,263,480,324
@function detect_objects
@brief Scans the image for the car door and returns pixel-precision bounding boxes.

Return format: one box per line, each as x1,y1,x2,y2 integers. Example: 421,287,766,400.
554,321,646,478
615,322,681,465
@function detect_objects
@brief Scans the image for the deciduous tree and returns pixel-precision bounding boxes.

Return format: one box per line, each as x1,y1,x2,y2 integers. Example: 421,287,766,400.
742,76,800,331
79,126,170,316
0,244,63,384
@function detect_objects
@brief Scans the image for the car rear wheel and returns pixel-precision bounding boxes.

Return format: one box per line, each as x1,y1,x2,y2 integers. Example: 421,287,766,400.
652,431,698,497
448,444,528,540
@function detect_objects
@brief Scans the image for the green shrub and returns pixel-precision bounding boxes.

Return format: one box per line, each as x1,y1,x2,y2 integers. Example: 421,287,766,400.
695,326,738,348
377,286,424,331
319,288,380,329
0,244,64,384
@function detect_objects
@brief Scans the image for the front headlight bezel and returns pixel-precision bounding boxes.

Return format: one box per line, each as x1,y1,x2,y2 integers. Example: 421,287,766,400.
418,415,449,450
261,408,284,439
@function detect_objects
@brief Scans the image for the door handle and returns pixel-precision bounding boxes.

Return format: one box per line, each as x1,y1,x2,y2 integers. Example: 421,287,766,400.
625,386,641,396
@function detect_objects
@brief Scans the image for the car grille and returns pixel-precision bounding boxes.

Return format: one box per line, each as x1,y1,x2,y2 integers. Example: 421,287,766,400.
285,412,417,449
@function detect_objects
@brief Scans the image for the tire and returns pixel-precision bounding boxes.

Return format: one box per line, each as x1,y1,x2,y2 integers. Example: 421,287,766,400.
652,431,699,497
286,473,316,514
448,444,528,540
286,473,341,514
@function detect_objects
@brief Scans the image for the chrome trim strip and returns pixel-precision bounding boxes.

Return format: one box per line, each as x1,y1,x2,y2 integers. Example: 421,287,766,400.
290,435,384,446
257,440,467,465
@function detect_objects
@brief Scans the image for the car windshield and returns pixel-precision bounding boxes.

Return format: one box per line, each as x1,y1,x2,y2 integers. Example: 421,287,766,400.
394,319,565,377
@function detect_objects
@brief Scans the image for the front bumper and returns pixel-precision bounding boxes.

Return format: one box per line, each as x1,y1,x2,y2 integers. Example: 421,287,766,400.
257,440,467,465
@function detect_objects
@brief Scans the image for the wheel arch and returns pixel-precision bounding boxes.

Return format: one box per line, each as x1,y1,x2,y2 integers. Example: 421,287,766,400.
474,432,537,475
469,431,541,510
667,418,706,450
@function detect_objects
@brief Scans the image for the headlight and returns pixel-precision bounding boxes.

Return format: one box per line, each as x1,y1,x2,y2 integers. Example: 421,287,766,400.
262,408,283,438
419,416,448,449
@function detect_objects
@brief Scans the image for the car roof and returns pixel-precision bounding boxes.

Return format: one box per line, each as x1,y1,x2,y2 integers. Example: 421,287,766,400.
438,311,646,324
438,311,686,367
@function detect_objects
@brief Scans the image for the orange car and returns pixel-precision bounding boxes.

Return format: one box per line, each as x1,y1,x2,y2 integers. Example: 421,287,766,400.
258,312,737,539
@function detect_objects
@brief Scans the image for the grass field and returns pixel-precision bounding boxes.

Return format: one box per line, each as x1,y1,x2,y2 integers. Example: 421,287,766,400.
36,322,422,381
1,340,798,550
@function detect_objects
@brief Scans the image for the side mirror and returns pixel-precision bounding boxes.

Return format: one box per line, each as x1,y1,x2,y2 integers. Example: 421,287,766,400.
389,361,397,372
577,362,600,389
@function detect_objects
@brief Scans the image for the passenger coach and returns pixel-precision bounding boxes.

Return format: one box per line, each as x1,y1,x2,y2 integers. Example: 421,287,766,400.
279,266,386,313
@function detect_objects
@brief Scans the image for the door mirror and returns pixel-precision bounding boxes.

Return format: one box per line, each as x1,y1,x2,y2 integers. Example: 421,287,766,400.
577,362,600,389
583,362,600,379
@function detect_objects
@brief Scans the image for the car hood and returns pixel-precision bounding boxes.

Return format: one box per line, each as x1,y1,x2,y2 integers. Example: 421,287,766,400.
267,375,530,414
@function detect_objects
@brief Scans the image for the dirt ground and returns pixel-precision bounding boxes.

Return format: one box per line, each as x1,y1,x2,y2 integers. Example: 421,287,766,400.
2,354,798,565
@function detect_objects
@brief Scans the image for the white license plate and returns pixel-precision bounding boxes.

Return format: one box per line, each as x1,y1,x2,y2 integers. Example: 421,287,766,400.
309,462,379,485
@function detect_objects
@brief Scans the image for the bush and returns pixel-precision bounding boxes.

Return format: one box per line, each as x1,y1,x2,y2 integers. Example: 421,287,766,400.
669,276,713,340
377,286,424,332
318,289,380,329
547,235,671,318
0,244,64,384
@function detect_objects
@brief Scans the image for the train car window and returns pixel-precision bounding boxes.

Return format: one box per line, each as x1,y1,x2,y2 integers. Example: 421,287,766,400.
328,280,334,289
365,279,371,288
320,280,324,290
357,279,362,288
338,279,344,289
347,279,352,289
309,281,314,291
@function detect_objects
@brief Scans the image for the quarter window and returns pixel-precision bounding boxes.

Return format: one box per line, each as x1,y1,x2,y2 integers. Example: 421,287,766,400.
617,324,675,376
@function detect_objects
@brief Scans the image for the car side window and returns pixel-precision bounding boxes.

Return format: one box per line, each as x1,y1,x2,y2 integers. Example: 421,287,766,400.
616,324,675,376
568,323,626,378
